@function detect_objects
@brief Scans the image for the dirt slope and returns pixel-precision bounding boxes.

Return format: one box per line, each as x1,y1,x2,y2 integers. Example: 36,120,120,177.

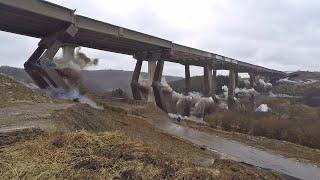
0,74,282,179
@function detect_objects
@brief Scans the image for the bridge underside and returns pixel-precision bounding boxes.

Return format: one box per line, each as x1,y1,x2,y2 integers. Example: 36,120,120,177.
0,0,288,112
0,1,287,76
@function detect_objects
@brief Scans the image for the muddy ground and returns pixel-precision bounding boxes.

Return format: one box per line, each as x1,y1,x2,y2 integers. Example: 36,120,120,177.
178,119,320,167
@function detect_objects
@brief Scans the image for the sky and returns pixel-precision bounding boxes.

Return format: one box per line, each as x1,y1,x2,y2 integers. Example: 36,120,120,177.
1,0,320,77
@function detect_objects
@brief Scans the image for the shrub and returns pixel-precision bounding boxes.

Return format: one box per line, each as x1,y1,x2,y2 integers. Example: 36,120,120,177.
204,107,320,149
102,88,129,99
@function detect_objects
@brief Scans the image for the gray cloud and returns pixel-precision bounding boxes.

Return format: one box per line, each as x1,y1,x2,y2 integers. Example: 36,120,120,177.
0,0,319,76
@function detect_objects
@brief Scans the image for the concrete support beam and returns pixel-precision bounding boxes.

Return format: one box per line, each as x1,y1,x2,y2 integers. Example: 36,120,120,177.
39,41,69,89
212,69,217,95
235,71,239,88
25,39,69,89
228,69,236,110
249,73,255,88
148,60,156,102
24,24,78,90
185,64,190,95
62,45,75,60
131,59,143,100
24,46,48,89
152,59,168,112
203,66,213,97
248,73,256,111
249,93,256,112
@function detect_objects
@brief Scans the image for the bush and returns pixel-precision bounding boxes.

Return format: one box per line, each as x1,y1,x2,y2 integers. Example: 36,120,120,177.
102,88,129,99
204,107,320,149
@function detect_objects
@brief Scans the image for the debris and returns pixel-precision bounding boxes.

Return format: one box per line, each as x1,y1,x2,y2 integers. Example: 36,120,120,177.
256,104,269,112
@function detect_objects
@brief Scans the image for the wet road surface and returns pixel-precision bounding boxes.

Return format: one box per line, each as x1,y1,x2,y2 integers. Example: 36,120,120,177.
144,112,320,180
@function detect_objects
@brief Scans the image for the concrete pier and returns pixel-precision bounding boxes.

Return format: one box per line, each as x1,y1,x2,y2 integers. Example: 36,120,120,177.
62,45,75,60
249,73,255,88
235,71,239,88
185,64,191,95
152,59,168,112
228,69,236,110
148,60,156,102
131,59,143,100
203,66,213,97
249,73,256,111
212,69,217,95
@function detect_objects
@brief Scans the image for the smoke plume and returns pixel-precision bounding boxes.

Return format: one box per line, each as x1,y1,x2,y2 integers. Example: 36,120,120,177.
45,48,103,109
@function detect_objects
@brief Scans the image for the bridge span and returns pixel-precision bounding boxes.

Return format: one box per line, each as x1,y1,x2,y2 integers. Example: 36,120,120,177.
0,0,287,111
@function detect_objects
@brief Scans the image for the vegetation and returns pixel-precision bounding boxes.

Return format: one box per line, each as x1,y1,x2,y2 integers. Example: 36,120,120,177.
169,75,245,94
304,89,320,107
97,101,126,113
0,129,281,179
205,99,320,149
102,88,129,99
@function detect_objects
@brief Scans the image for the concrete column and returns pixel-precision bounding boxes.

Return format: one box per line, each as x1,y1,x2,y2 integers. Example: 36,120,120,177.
203,66,213,97
212,69,217,95
249,93,256,112
24,46,49,89
152,59,168,112
148,60,156,102
249,73,256,111
40,41,69,89
235,71,239,88
228,69,236,110
249,73,255,88
62,46,75,60
185,64,191,95
131,59,143,100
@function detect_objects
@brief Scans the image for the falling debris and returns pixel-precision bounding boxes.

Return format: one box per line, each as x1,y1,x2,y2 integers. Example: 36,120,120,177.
258,79,272,88
278,78,317,85
235,88,256,96
42,87,103,110
222,85,228,97
44,48,103,109
256,104,269,112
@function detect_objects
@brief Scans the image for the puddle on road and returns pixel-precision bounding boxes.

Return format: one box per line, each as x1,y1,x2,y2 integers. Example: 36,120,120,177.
145,113,320,180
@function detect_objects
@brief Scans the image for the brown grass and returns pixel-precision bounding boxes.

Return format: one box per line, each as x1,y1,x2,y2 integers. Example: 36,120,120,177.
0,130,218,179
0,128,46,147
0,129,282,179
205,99,320,149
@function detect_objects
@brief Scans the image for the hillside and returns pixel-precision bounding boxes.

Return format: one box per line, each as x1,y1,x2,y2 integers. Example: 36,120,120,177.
0,66,182,94
0,73,285,179
289,71,320,81
272,71,320,106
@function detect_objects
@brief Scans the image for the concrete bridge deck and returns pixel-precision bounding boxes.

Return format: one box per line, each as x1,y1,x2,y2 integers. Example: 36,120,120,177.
0,0,286,76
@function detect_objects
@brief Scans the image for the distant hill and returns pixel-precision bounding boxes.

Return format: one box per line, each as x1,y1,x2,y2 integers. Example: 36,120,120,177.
0,66,182,94
289,71,320,81
0,66,33,84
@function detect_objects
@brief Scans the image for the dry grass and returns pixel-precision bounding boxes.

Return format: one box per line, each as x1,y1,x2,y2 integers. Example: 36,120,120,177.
0,74,53,105
0,130,222,179
205,99,320,149
0,129,282,180
0,128,46,147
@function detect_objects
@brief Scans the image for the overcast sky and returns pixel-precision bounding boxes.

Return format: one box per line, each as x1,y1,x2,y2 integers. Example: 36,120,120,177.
1,0,319,76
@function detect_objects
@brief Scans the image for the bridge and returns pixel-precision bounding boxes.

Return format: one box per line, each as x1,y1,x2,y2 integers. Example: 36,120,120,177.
0,0,287,111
